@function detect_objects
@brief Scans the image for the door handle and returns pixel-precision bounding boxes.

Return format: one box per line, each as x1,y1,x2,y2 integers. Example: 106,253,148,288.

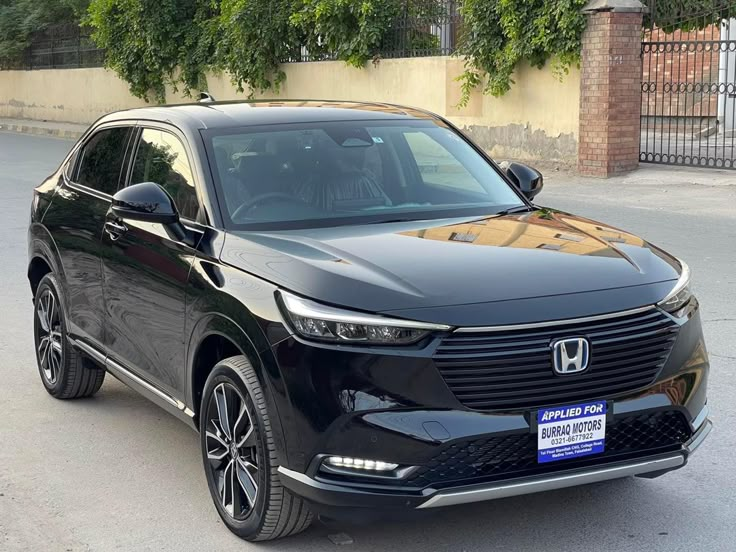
104,220,128,241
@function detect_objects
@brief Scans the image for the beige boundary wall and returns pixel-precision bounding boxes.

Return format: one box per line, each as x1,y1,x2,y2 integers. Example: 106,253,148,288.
0,56,580,162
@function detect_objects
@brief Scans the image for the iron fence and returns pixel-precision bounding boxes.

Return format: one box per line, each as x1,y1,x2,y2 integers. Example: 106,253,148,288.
640,1,736,169
4,24,105,70
382,0,462,58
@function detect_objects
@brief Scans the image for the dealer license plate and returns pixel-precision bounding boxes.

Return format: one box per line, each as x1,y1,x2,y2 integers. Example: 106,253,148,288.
537,401,607,463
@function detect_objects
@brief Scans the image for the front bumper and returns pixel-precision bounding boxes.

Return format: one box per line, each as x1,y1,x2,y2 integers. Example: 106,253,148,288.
268,302,710,518
279,410,711,511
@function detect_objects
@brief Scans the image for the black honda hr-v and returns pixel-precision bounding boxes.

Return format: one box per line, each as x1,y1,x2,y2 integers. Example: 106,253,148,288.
28,100,711,541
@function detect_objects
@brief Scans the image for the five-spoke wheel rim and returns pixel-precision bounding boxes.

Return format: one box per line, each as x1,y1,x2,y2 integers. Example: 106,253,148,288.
36,288,62,385
205,382,259,520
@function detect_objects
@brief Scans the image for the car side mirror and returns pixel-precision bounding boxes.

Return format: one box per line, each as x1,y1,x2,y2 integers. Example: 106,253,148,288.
111,182,191,244
500,162,544,200
111,182,180,224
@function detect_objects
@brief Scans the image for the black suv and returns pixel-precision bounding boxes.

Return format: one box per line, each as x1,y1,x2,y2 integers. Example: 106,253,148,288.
28,101,711,541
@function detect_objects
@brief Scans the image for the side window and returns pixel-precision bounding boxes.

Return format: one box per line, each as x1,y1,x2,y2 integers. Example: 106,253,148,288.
131,128,199,220
75,127,130,195
403,131,485,194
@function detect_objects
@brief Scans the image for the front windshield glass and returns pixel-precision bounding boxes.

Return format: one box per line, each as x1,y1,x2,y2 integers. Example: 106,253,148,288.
204,119,525,230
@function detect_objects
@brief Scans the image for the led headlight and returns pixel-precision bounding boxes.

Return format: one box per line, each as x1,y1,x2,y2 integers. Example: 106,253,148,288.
657,259,692,313
279,291,451,345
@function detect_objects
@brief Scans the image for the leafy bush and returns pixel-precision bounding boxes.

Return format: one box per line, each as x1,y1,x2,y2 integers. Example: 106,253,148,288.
291,0,402,67
456,0,588,105
87,0,217,102
217,0,302,94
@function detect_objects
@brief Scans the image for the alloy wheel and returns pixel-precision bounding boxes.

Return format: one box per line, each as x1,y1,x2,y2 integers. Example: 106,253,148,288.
205,382,259,520
36,288,63,385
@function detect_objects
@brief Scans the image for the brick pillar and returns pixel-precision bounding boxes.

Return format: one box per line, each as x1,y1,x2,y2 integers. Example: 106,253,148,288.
578,0,647,177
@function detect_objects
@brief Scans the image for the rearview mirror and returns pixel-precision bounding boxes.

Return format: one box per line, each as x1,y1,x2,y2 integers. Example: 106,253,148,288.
499,162,543,200
111,182,180,224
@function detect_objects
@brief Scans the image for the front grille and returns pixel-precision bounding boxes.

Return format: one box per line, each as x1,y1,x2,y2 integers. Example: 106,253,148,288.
402,411,691,489
435,308,679,411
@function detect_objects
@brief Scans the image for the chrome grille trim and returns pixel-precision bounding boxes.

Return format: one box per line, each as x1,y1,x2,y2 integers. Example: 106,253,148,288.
453,306,657,333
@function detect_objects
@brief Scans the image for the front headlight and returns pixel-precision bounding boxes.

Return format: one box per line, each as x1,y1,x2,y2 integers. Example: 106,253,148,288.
279,291,451,345
657,259,692,313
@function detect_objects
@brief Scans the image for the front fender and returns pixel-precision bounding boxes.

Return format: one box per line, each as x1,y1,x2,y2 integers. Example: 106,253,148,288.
185,257,294,465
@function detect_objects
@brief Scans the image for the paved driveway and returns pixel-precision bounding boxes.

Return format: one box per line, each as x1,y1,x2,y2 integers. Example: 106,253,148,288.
1,132,734,551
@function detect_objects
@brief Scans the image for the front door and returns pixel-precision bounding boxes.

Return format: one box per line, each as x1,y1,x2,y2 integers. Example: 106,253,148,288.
100,126,203,397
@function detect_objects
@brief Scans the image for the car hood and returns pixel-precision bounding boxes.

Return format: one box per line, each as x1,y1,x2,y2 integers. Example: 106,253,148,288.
221,209,681,325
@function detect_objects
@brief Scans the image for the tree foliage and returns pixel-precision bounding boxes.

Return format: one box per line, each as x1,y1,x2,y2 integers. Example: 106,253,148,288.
0,0,87,68
456,0,588,105
7,0,732,105
87,0,217,102
86,0,410,101
291,0,402,67
217,0,302,94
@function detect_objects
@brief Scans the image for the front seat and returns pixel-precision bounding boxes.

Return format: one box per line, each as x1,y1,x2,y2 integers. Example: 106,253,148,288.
294,145,391,211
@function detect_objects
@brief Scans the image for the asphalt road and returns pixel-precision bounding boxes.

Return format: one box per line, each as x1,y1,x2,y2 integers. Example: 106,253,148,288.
1,132,734,552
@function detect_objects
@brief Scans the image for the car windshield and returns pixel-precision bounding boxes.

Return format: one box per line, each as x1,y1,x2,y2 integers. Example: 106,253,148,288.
204,119,525,230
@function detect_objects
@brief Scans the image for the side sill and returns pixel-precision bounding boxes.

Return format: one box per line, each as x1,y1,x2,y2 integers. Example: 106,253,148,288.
71,338,195,419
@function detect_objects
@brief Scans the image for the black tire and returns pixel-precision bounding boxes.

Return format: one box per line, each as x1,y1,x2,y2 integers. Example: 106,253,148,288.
33,273,105,399
199,355,312,541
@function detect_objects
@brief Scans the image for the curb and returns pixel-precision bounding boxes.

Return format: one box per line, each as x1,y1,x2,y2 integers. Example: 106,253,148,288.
0,122,86,140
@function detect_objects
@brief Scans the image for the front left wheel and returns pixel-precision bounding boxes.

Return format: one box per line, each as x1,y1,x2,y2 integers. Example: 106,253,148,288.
200,355,312,541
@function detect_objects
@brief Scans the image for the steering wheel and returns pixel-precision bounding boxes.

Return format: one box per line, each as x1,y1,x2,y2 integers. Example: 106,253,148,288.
231,192,306,220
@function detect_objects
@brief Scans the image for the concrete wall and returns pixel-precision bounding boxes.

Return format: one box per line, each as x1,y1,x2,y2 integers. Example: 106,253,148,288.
0,57,580,162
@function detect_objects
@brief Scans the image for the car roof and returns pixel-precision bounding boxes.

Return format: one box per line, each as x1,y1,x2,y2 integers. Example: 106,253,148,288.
99,99,443,130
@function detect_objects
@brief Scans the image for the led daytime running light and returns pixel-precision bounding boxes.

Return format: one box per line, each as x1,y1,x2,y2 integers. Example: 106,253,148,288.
324,457,399,472
657,259,692,313
279,291,451,345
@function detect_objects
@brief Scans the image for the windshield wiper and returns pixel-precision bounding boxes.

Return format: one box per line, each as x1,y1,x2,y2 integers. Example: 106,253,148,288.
493,205,535,216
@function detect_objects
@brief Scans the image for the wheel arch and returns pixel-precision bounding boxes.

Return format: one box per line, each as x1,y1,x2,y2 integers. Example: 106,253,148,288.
186,313,284,431
27,230,65,300
28,256,52,297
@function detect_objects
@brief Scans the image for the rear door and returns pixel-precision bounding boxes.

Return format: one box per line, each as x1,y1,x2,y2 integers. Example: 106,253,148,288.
42,124,133,349
99,124,204,397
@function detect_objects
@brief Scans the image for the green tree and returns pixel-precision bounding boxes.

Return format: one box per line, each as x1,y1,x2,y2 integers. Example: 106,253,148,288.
216,0,302,94
290,0,402,67
87,0,218,102
0,0,87,68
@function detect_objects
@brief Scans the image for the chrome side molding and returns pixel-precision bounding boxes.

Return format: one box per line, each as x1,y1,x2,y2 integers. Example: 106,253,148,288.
417,454,685,509
73,338,106,365
71,338,194,418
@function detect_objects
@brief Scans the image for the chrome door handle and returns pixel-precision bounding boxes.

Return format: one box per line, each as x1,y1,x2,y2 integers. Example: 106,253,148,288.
104,220,128,241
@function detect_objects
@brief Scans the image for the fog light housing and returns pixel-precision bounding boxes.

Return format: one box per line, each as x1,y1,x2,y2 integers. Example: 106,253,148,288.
324,456,399,472
319,456,416,479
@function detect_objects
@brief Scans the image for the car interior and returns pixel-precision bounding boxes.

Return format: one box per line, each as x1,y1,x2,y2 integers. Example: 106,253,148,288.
209,123,518,224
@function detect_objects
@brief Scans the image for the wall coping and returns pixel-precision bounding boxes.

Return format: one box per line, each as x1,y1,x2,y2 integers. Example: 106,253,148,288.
582,0,648,14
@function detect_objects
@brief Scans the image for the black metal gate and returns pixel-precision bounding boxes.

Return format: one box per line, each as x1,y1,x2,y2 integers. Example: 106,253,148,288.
641,2,736,168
